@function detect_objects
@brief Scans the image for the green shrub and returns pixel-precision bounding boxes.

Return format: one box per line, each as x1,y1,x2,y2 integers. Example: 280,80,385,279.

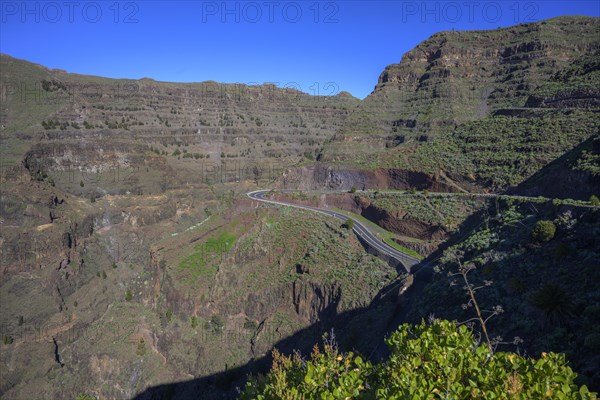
343,219,354,230
349,186,357,193
532,220,556,242
240,320,593,399
136,339,146,356
125,290,133,301
590,195,600,206
241,337,372,399
206,315,224,333
244,319,258,330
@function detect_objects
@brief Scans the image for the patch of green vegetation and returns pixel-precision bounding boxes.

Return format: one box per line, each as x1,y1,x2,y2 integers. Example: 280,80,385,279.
238,208,397,310
574,136,600,176
381,133,476,176
75,395,97,400
136,339,147,356
383,237,424,260
178,231,237,279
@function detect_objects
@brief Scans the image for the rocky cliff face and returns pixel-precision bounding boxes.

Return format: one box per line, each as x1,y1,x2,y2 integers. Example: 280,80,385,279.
281,164,471,192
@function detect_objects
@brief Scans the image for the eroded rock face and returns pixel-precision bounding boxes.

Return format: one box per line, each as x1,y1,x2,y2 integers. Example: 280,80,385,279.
346,195,447,242
238,280,341,325
291,280,341,323
281,165,463,192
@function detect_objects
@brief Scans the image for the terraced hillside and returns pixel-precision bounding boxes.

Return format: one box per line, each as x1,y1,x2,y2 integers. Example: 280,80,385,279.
1,53,359,197
319,16,599,196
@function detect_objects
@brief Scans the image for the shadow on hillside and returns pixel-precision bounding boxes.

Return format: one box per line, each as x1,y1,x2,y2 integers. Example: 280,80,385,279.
131,279,420,398
507,135,600,200
132,205,496,400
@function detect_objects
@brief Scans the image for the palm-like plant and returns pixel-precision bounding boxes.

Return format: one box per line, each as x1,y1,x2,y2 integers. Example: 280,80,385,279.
530,283,575,327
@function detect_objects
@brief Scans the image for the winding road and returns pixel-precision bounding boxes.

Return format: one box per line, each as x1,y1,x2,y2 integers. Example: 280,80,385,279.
247,190,421,271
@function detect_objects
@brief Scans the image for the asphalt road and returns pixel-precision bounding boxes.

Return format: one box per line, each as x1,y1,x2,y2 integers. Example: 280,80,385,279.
247,190,421,271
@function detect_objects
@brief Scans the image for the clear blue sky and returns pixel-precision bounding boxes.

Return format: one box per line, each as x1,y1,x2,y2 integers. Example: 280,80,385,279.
1,1,598,99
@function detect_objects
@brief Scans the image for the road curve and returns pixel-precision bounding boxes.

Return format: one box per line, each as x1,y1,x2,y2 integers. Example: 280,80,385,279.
247,190,421,272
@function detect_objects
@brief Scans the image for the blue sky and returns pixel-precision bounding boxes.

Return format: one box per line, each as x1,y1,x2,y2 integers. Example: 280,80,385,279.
1,1,598,99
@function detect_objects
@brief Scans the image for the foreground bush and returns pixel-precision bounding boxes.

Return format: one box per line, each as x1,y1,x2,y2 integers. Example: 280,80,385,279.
240,320,594,399
532,220,557,242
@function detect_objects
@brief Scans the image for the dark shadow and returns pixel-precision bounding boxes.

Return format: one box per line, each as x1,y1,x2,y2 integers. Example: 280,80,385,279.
507,135,600,200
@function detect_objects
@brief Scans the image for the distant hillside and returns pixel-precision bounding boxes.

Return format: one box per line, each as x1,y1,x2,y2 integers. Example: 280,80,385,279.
0,53,359,185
